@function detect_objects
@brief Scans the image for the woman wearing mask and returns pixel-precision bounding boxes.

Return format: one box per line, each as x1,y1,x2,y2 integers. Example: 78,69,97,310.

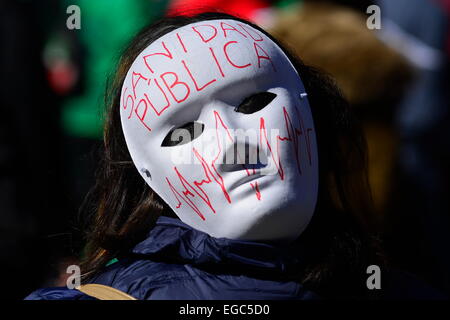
26,12,426,300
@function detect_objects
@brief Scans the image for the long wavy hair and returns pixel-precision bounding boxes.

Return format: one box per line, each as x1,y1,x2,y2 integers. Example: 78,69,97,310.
79,12,383,298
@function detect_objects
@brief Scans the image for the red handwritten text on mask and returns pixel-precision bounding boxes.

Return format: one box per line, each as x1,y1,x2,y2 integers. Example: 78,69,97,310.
121,22,275,132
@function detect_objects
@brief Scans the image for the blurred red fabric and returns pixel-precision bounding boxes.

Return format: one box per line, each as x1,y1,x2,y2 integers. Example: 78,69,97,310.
166,0,270,22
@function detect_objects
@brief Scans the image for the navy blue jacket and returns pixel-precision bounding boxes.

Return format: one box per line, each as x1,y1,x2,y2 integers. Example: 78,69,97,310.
25,216,319,300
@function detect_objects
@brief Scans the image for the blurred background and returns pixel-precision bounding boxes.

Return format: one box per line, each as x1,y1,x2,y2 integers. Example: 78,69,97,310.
1,0,449,300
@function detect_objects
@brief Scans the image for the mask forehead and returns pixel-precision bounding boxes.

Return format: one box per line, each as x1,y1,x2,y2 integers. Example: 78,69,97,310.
120,19,304,139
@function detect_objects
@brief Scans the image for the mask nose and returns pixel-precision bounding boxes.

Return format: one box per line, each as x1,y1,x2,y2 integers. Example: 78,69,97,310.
219,140,268,172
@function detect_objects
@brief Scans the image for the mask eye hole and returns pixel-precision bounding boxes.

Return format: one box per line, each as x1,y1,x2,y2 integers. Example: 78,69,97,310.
161,121,204,147
234,92,277,114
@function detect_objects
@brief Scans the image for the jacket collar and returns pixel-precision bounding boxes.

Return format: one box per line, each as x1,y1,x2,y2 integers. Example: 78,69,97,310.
131,216,310,279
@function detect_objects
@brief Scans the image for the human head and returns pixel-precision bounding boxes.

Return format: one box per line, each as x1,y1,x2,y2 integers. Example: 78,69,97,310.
82,13,375,293
119,17,319,242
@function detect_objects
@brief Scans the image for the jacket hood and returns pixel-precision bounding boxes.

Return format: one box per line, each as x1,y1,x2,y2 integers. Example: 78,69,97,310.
131,216,310,280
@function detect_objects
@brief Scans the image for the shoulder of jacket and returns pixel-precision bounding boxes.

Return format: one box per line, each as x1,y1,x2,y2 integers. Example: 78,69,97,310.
24,287,96,300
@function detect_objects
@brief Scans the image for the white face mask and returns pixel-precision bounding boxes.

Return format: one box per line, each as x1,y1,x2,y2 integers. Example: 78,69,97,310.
120,19,318,242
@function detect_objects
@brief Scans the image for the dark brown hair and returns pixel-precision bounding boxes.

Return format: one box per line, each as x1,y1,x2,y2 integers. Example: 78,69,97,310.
79,12,383,298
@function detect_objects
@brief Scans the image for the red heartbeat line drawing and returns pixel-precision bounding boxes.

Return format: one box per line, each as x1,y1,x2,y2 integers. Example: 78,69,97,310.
166,106,314,221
